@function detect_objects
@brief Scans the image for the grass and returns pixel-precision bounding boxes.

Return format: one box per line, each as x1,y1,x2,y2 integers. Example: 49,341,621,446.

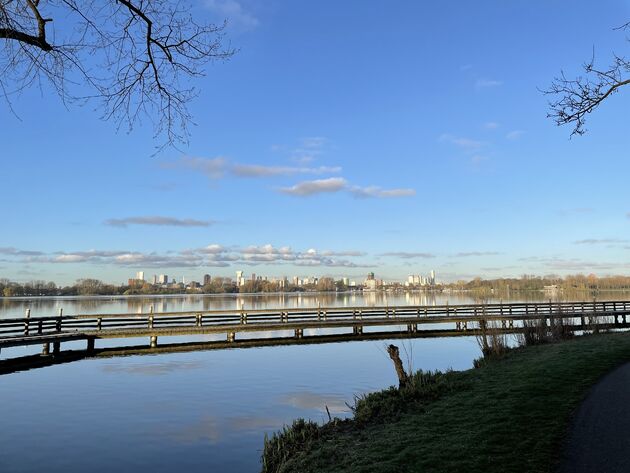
262,331,630,473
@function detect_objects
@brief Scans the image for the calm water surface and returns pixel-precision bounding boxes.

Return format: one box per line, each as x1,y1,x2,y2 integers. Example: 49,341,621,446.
0,291,626,472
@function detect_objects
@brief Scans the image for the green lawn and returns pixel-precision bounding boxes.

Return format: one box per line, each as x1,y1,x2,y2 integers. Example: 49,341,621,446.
263,332,630,473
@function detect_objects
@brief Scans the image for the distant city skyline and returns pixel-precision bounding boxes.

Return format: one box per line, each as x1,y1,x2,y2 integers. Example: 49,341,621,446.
128,268,438,288
2,1,630,284
2,236,630,285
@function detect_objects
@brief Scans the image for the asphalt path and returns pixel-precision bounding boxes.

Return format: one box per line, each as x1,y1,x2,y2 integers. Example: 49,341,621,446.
558,362,630,472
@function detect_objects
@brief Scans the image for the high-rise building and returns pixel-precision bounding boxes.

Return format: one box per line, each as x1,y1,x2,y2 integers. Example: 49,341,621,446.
158,274,168,284
203,274,211,285
152,275,158,284
136,271,145,281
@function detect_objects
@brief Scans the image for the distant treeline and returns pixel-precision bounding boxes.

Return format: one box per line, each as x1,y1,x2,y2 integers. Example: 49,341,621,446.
3,274,630,298
0,277,346,297
445,275,630,292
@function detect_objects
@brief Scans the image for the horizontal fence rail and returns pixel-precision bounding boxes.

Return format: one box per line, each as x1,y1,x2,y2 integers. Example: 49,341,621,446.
2,300,630,374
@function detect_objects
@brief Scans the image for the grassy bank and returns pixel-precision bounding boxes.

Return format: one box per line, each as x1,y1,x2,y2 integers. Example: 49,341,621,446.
262,332,630,473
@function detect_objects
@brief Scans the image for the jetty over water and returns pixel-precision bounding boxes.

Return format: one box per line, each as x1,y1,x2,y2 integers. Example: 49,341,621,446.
1,300,630,374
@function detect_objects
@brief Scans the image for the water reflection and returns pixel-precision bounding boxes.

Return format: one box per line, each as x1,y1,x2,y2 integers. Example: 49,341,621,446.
168,416,222,444
279,391,350,415
2,289,629,319
1,291,629,472
101,360,206,375
0,336,480,473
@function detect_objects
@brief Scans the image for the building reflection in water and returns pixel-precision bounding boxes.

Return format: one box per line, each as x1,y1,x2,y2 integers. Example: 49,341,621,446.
2,289,630,319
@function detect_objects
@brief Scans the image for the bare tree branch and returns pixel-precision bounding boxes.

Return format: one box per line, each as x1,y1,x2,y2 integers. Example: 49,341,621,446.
545,26,630,136
0,0,236,148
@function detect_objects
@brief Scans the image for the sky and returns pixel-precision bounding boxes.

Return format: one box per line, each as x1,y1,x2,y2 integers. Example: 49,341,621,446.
2,0,630,285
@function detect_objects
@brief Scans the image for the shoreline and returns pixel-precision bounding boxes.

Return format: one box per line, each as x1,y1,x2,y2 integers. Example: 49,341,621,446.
262,331,630,473
2,287,628,301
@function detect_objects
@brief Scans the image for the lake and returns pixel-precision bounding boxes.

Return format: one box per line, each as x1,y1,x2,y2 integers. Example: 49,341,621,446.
0,291,625,472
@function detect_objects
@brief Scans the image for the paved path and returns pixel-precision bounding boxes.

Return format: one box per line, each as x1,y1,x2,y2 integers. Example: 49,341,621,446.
558,362,630,472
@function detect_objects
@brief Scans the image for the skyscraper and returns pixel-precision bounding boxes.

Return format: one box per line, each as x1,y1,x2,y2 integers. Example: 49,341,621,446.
136,271,145,281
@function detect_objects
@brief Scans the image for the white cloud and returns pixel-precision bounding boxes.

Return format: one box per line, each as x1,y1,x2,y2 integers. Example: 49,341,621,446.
349,186,416,199
112,253,208,268
1,243,374,270
290,155,315,164
439,134,485,150
380,252,435,258
163,156,341,180
483,122,500,130
475,79,503,88
162,156,227,179
278,177,348,196
453,251,501,257
518,256,630,272
242,244,293,255
321,250,367,257
506,130,525,140
105,216,214,228
164,156,413,201
0,247,43,256
197,244,226,254
205,0,259,30
294,259,363,268
55,254,89,263
231,164,341,178
573,239,628,245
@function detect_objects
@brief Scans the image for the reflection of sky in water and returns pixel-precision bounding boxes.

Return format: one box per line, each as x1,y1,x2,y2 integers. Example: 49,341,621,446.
2,292,620,472
1,290,620,319
0,335,480,473
279,391,350,415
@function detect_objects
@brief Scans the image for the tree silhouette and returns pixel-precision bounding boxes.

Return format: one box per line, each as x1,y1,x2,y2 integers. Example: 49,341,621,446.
545,23,630,136
0,0,235,147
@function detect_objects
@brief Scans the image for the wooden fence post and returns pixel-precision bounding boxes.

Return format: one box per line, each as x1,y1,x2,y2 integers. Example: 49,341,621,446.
24,308,30,335
56,308,63,332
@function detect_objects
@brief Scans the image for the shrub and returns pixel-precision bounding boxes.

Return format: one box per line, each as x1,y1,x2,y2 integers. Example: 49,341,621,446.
262,419,321,473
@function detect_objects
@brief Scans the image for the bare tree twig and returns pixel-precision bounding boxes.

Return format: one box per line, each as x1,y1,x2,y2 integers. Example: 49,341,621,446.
545,27,630,136
0,0,236,148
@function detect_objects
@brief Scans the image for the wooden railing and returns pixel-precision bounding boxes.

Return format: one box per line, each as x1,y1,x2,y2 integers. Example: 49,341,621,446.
1,300,629,344
1,300,629,374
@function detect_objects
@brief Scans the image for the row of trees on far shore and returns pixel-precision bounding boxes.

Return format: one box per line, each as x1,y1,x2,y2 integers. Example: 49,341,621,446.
445,274,630,292
0,277,347,297
3,274,630,297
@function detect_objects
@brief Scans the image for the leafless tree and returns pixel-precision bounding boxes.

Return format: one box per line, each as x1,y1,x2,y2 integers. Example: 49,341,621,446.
0,0,235,147
545,23,630,136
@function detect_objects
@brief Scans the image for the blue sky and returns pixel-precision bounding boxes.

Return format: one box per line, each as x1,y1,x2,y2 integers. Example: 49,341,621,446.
2,0,630,285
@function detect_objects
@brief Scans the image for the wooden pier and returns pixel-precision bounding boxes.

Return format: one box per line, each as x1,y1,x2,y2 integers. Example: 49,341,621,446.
1,300,630,374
